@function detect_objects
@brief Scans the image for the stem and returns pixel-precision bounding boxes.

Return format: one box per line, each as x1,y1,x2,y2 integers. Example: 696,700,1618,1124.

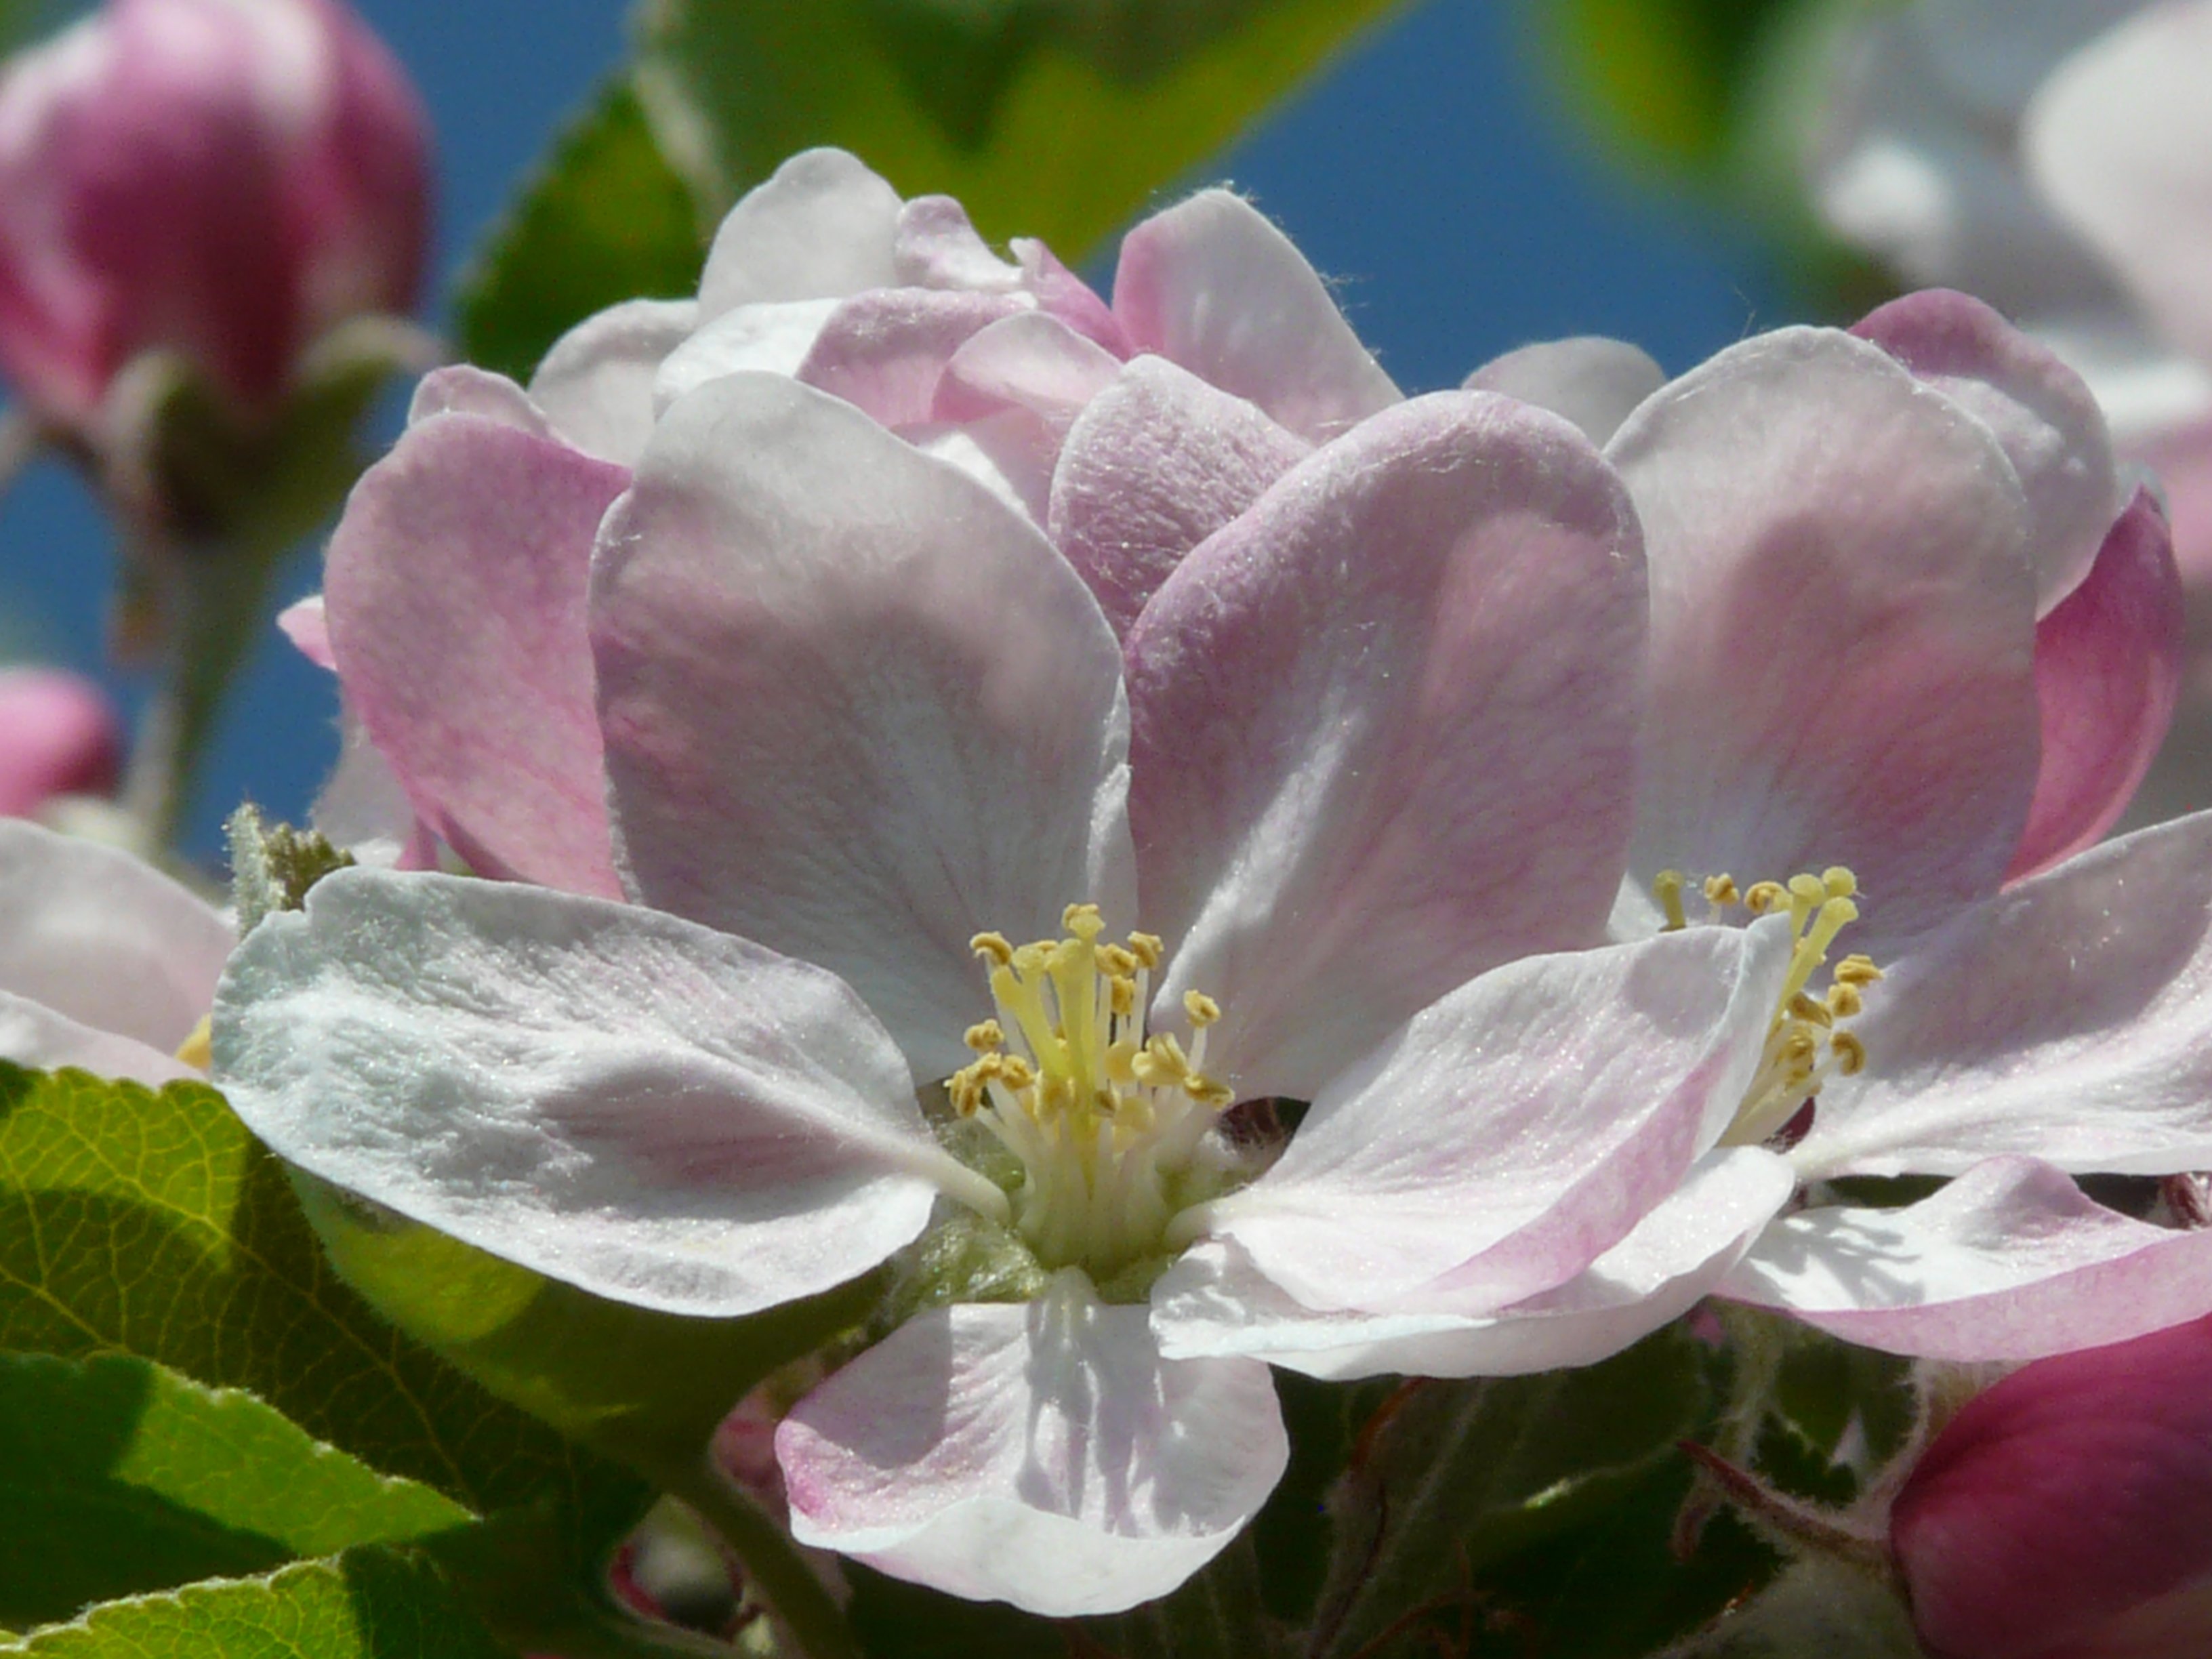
661,1458,861,1659
119,531,281,851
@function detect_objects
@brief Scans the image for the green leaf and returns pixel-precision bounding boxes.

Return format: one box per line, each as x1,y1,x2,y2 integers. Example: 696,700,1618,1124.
1520,0,1818,176
0,1064,631,1528
0,1351,466,1631
632,0,1410,258
0,1547,509,1659
455,78,705,382
1308,1329,1719,1659
290,1170,881,1483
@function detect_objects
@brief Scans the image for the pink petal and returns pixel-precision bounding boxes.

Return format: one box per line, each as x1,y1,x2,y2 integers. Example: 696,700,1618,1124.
1853,288,2121,614
1111,189,1397,441
930,310,1120,430
0,819,231,1051
213,869,976,1317
1155,1148,1795,1380
1608,327,2040,948
1791,812,2212,1181
893,195,1021,291
325,411,628,897
1723,1157,2212,1360
776,1275,1286,1616
0,988,199,1084
1463,335,1664,446
794,287,1025,428
527,298,699,467
1126,392,1645,1100
0,667,120,813
1013,237,1130,358
405,365,555,439
594,373,1134,1084
275,594,334,670
695,148,901,321
2007,491,2184,880
1893,1315,2212,1659
1192,920,1790,1311
1047,355,1310,640
2026,3,2212,371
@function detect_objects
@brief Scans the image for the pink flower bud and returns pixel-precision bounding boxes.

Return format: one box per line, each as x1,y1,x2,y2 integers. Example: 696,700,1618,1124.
0,0,429,430
1891,1315,2212,1659
0,666,121,813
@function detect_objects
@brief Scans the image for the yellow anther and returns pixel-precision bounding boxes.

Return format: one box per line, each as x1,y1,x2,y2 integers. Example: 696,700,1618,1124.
1097,943,1138,978
1703,874,1741,907
1184,990,1221,1027
1824,983,1864,1019
174,1016,213,1072
970,932,1014,967
1834,954,1884,987
1187,1075,1235,1111
1830,1031,1868,1075
1822,867,1858,899
1011,941,1052,977
1654,869,1689,932
1063,903,1105,941
1132,1033,1191,1088
1126,932,1164,970
1787,991,1834,1028
1000,1054,1036,1090
964,1019,1005,1052
1745,880,1787,915
1109,977,1136,1017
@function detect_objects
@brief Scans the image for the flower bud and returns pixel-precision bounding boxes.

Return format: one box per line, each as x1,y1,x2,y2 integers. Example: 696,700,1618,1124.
1891,1315,2212,1659
0,665,121,814
0,0,429,432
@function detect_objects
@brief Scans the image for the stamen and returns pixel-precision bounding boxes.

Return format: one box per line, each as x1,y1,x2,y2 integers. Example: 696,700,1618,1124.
944,905,1239,1277
1655,863,1884,1149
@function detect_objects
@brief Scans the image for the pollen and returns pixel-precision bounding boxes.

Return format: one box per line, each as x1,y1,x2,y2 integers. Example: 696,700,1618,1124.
945,905,1237,1275
1651,865,1883,1149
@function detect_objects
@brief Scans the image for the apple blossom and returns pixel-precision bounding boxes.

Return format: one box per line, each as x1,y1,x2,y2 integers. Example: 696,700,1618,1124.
213,363,1823,1614
1891,1315,2212,1659
0,0,429,436
1807,0,2212,820
0,817,232,1084
0,665,121,815
1482,305,2212,1364
291,148,1394,890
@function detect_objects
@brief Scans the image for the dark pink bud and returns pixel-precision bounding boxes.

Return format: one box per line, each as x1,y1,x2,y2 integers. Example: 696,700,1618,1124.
0,0,430,429
0,666,121,812
1892,1315,2212,1659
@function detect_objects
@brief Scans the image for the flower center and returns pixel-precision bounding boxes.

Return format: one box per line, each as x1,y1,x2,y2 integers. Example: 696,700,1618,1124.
946,903,1237,1277
1652,866,1884,1148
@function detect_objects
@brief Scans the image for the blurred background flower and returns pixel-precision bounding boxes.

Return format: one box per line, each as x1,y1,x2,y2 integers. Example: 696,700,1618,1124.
0,0,1791,858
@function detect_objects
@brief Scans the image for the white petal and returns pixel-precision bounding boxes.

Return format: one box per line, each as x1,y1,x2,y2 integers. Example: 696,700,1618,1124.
1156,1148,1795,1380
1462,335,1664,447
1192,922,1792,1311
697,148,901,321
1725,1155,2212,1360
527,298,699,466
0,989,201,1085
653,298,842,413
777,1273,1285,1616
1794,813,2212,1180
0,821,231,1052
596,373,1135,1083
405,365,554,438
212,869,976,1317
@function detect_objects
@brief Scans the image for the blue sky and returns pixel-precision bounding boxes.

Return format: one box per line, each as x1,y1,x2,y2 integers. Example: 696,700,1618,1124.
0,0,1789,856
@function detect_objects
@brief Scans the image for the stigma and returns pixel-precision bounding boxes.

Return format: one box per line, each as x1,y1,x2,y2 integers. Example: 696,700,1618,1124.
946,903,1237,1277
1653,865,1883,1149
